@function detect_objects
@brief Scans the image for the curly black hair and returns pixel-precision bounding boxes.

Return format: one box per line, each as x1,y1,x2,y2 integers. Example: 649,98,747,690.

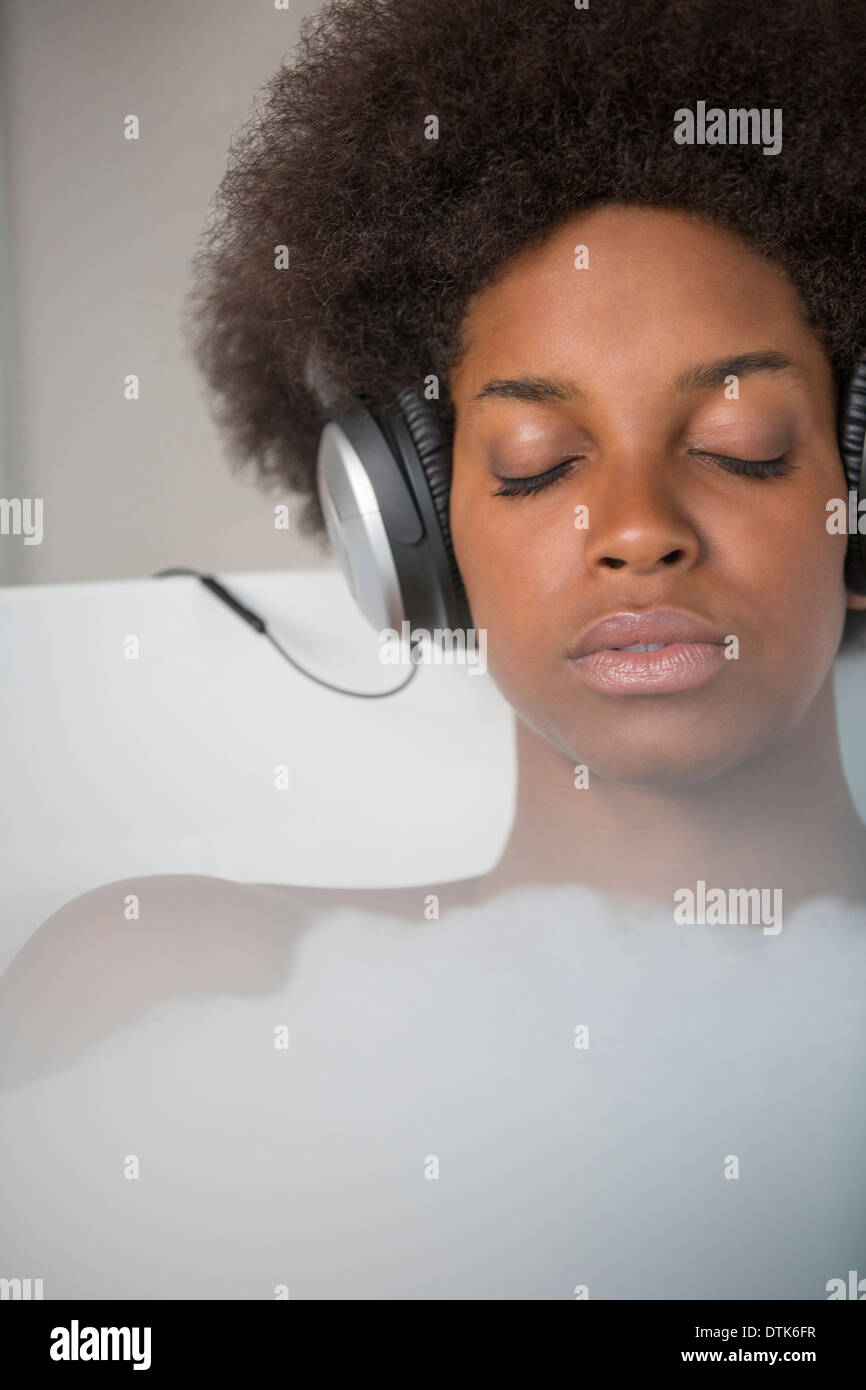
184,0,866,649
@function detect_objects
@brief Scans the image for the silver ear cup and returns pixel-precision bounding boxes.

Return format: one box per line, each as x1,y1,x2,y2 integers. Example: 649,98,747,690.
316,418,406,632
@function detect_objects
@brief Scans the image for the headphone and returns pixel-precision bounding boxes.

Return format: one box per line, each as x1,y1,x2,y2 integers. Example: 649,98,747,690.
316,388,472,634
318,354,866,633
839,353,866,595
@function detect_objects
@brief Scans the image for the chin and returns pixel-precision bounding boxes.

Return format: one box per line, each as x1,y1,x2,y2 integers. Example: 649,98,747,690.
552,712,765,789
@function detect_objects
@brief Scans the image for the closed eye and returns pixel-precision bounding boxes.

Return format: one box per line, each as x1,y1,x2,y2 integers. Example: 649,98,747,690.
491,448,795,498
688,448,796,479
491,457,581,498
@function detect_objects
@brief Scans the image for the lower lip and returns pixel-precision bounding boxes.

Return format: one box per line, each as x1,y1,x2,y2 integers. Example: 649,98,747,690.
569,642,727,694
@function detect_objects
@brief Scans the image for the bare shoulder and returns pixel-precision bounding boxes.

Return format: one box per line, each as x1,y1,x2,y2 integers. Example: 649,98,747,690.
0,874,313,1091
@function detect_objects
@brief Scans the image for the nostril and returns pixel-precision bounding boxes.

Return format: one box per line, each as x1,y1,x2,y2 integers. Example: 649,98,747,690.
600,550,684,569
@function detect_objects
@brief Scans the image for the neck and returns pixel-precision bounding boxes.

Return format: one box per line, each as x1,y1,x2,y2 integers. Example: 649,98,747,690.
483,672,866,911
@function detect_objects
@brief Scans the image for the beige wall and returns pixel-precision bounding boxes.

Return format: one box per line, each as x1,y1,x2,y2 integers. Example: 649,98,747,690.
0,0,331,585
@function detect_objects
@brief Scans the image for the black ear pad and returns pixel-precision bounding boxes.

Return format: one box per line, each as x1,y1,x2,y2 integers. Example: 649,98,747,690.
395,389,473,629
841,353,866,596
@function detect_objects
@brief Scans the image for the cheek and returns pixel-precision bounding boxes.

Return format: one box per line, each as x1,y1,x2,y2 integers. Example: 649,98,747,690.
745,488,848,669
453,498,577,633
451,501,584,710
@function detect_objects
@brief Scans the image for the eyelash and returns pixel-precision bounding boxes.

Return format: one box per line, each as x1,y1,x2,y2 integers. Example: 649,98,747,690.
491,458,580,498
688,449,795,479
491,450,795,498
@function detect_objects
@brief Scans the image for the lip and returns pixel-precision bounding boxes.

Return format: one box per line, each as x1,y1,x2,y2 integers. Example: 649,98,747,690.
567,607,728,695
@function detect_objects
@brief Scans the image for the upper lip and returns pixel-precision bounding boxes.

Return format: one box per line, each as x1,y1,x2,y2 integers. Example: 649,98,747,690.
570,608,726,659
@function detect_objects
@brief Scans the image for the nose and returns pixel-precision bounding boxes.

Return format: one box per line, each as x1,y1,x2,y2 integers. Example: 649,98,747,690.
581,466,701,577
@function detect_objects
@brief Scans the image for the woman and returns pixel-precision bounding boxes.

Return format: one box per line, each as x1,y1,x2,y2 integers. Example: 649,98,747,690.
185,0,866,912
2,0,865,1299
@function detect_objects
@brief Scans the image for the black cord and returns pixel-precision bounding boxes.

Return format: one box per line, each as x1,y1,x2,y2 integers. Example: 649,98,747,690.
154,567,420,698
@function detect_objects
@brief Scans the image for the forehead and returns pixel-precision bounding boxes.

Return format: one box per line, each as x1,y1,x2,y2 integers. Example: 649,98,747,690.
450,204,819,400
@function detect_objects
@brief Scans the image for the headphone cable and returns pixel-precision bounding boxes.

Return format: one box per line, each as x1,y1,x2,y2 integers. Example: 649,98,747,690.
154,567,420,699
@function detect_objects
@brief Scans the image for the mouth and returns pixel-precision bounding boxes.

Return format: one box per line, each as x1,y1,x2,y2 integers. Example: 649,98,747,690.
567,609,729,695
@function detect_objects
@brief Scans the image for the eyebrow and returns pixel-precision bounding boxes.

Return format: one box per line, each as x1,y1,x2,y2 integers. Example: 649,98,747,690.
465,351,805,416
466,375,586,414
673,350,806,394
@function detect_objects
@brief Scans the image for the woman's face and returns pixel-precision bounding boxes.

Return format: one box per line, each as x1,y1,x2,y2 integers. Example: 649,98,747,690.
448,203,866,786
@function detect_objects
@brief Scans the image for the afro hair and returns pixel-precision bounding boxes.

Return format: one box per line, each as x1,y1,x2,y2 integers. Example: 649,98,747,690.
184,0,866,648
